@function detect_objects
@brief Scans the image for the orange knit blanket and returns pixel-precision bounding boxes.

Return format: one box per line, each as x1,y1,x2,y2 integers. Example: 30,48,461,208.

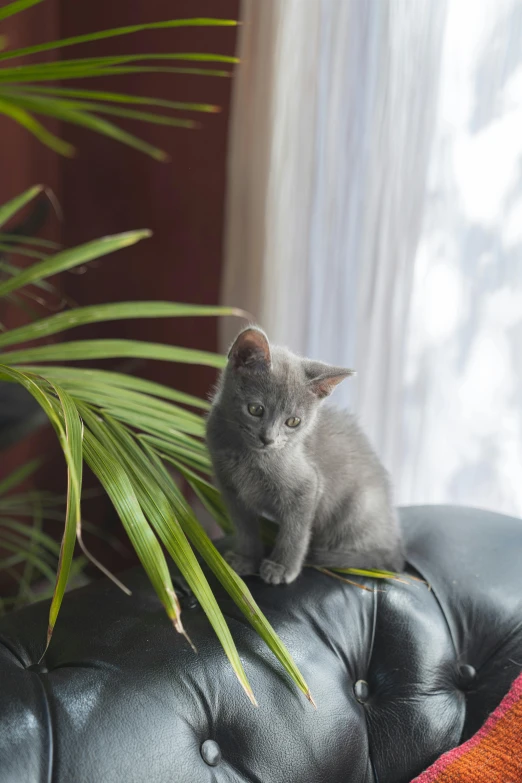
412,673,522,782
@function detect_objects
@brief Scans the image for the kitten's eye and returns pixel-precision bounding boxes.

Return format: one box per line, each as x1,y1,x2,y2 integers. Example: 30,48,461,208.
286,416,301,428
248,403,264,417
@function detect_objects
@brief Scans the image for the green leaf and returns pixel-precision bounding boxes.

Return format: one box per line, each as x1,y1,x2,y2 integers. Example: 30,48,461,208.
0,229,151,298
101,409,205,443
0,52,237,70
81,426,186,636
0,97,75,156
18,365,212,411
11,532,40,608
0,185,42,229
43,382,207,439
42,376,205,426
0,537,56,581
154,452,232,534
0,65,232,82
15,95,200,130
0,527,56,566
0,458,41,496
48,103,170,159
43,384,83,653
79,404,207,454
2,338,225,368
93,389,205,433
9,494,45,610
0,366,83,649
331,566,400,578
0,0,42,23
0,232,60,249
23,555,87,607
0,365,63,437
1,93,169,160
11,85,220,114
0,242,47,259
43,392,130,604
312,567,374,592
329,566,410,583
140,434,212,474
0,301,243,348
3,292,40,322
83,409,257,705
141,444,315,706
0,18,238,62
0,495,63,519
0,518,61,556
39,381,207,434
0,261,64,304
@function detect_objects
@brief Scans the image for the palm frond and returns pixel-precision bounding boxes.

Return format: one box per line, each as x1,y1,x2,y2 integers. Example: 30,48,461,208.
0,17,238,62
0,205,311,705
9,85,220,114
0,0,43,24
0,229,151,298
0,459,87,615
0,10,237,157
0,301,245,349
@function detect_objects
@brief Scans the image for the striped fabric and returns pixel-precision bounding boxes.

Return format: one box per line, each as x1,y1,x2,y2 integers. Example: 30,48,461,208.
412,673,522,782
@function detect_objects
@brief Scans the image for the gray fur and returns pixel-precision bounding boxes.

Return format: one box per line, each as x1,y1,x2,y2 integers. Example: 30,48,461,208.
206,327,404,585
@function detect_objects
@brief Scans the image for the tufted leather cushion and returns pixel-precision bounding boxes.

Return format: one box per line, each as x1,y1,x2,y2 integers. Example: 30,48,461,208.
0,506,521,783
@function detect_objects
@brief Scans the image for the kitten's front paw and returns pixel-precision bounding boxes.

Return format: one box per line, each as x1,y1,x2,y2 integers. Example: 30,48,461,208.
260,558,300,585
224,551,258,576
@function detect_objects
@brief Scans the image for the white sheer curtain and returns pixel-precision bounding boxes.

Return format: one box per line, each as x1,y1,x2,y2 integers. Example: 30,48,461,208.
402,0,522,514
223,0,522,517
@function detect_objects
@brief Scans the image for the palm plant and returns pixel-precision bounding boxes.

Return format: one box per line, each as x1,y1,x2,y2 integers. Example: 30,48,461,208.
0,0,237,159
0,186,316,706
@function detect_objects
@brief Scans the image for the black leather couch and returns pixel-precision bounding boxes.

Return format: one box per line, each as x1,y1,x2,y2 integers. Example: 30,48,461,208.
1,505,521,783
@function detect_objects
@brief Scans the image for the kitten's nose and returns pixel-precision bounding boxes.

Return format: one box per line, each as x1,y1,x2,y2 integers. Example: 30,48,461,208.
259,434,274,447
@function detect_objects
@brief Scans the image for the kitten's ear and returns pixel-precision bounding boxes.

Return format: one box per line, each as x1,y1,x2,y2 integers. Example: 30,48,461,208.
228,327,271,371
305,361,356,399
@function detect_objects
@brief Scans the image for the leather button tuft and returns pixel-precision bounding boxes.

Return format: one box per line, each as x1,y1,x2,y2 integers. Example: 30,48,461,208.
27,663,48,674
201,739,221,766
457,663,476,688
354,680,370,703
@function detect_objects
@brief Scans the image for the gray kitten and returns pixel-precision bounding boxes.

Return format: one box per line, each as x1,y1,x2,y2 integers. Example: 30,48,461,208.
206,327,404,585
